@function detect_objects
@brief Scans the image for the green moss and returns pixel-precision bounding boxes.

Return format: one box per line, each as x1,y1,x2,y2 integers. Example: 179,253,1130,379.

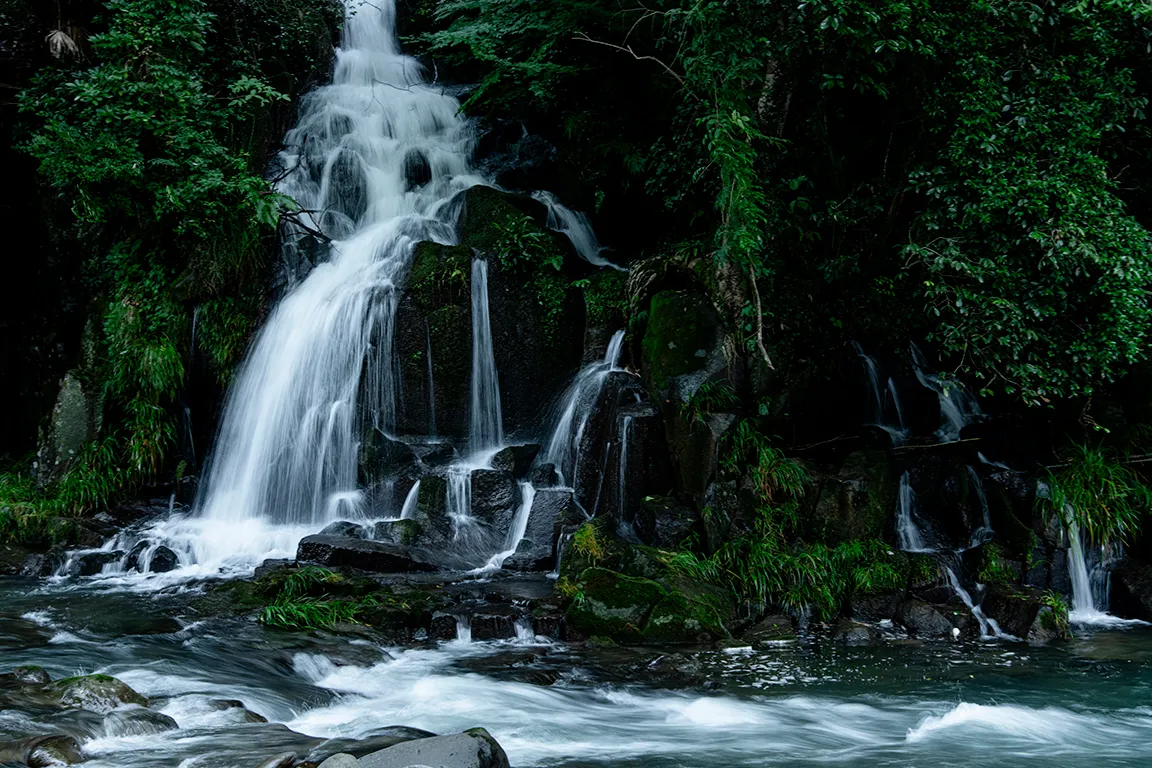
977,544,1018,587
641,591,727,644
641,290,719,388
564,567,666,643
579,269,628,327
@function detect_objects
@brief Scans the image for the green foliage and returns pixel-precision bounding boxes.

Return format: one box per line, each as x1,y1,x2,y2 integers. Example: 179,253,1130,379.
571,521,609,565
683,381,740,424
722,420,807,505
977,544,1017,587
1040,590,1071,637
259,566,374,630
575,269,627,326
1040,443,1152,545
494,214,559,271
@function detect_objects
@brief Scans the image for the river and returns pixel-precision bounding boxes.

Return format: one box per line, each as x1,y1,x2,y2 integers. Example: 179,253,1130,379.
3,577,1152,767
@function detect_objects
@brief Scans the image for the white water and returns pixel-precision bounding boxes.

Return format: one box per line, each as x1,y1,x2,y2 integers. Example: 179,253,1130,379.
1067,522,1146,628
852,342,907,445
967,466,993,548
469,257,504,450
532,191,623,271
895,473,929,553
541,330,626,485
943,565,1010,640
617,415,633,524
399,480,420,520
478,481,536,572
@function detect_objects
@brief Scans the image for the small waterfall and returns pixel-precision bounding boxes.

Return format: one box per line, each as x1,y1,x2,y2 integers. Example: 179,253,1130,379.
895,473,929,553
618,415,633,524
514,616,536,642
910,343,982,443
446,469,475,539
454,614,472,643
478,481,536,572
1065,523,1145,626
967,466,994,548
851,342,906,445
469,257,503,451
531,191,623,270
943,565,1010,640
541,330,626,485
399,480,420,520
425,321,437,436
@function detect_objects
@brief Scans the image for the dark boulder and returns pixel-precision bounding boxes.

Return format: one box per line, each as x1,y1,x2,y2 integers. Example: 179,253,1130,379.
564,567,665,643
849,592,903,623
124,541,150,572
491,444,540,478
634,496,696,549
528,463,560,488
982,586,1042,639
373,519,422,547
742,615,796,648
895,600,953,638
503,488,580,572
470,470,519,527
359,728,510,768
470,606,521,640
148,545,179,573
833,619,880,646
296,535,438,573
321,521,368,539
403,148,432,188
1113,558,1152,621
361,429,418,481
104,707,179,736
72,550,123,577
414,442,458,468
803,451,897,544
0,735,84,767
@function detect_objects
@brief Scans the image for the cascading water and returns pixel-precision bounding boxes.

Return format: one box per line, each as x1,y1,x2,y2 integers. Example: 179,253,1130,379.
469,257,503,451
540,330,626,486
399,481,420,521
531,191,623,270
943,564,1010,640
910,343,982,443
852,342,907,445
1066,522,1145,627
967,467,993,548
895,473,929,553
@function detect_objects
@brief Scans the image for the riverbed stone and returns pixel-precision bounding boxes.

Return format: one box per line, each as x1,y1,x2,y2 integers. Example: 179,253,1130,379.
104,706,179,736
318,754,361,768
833,619,880,646
895,600,953,638
296,535,438,573
742,615,796,647
256,753,298,768
359,728,510,768
34,674,149,713
1,665,50,686
0,734,85,767
149,545,179,573
208,699,268,723
72,550,123,577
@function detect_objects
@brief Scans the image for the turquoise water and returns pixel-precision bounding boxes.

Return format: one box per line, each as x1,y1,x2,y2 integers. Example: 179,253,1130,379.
3,578,1152,767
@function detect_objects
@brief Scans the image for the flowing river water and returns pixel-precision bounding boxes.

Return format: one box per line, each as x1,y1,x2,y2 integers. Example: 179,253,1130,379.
4,578,1152,767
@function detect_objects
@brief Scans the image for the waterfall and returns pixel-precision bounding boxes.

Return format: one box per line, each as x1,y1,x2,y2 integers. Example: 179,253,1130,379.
541,330,626,485
943,565,1010,640
967,466,993,547
478,481,536,572
895,473,929,553
910,343,982,443
851,342,906,445
399,480,420,520
191,0,475,541
1065,523,1144,627
618,415,633,524
469,257,503,451
531,191,624,271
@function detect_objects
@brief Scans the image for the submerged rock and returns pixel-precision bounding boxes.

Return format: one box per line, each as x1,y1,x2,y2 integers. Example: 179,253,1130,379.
833,619,880,646
0,734,84,767
47,674,148,713
256,753,298,768
72,550,123,577
296,535,438,573
319,754,361,768
104,706,179,736
359,728,509,768
741,615,796,647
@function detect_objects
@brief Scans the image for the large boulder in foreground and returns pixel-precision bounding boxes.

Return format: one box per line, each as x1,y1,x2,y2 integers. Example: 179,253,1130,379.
359,728,510,768
296,535,438,573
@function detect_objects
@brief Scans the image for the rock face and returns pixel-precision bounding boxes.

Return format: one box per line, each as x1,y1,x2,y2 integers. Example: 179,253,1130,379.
321,521,368,539
564,567,666,642
504,488,580,571
296,535,438,573
982,586,1042,639
804,451,897,544
35,371,100,485
394,186,586,440
359,729,510,768
634,496,696,549
491,444,540,478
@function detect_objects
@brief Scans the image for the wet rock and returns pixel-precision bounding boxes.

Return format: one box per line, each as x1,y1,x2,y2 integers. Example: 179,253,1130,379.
849,592,902,623
430,612,461,641
296,535,438,573
1113,558,1152,621
1049,549,1072,596
321,521,368,539
104,706,179,736
149,545,178,573
21,551,62,577
319,754,361,768
742,615,796,647
895,600,953,638
35,371,99,485
208,699,268,723
634,496,696,549
470,607,520,640
330,149,367,222
641,591,725,644
470,470,519,527
982,586,1042,639
256,753,298,768
359,728,510,768
361,429,417,480
491,444,540,478
403,148,432,188
528,463,560,488
640,653,707,687
504,488,580,572
1028,605,1069,644
1,665,50,685
0,735,85,767
833,619,879,646
72,550,123,577
373,519,422,547
530,605,564,639
564,567,665,643
804,451,897,544
256,559,298,579
15,674,149,714
641,289,726,405
414,443,458,468
124,540,150,572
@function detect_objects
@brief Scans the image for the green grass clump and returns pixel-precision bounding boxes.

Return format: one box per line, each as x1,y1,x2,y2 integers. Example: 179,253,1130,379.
258,566,376,630
1040,443,1152,546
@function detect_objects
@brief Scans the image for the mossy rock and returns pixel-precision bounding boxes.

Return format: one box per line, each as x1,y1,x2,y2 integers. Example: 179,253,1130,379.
564,567,666,643
641,591,727,644
641,289,724,393
42,674,148,713
804,451,897,545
